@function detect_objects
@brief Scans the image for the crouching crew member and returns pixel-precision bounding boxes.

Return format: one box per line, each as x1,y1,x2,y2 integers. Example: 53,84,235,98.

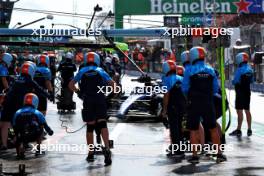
68,52,116,166
0,62,54,150
161,60,186,158
182,46,226,164
229,52,254,137
34,55,54,115
13,93,54,159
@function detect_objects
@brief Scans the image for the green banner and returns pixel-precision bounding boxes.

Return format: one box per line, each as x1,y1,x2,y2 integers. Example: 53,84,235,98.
8,45,60,53
115,0,264,33
115,0,256,16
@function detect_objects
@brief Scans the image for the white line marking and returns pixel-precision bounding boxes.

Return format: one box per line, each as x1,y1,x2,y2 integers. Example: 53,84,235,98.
110,123,127,141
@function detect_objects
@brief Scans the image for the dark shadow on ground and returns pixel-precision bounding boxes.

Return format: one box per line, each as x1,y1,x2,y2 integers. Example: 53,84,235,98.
0,150,46,161
57,111,76,115
109,116,161,123
234,167,264,176
172,163,215,175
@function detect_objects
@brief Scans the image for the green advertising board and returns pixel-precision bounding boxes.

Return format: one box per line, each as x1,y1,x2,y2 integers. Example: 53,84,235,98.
116,0,236,15
115,0,263,29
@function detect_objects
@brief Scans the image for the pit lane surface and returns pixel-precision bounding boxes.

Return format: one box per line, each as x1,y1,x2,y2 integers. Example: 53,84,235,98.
1,74,264,176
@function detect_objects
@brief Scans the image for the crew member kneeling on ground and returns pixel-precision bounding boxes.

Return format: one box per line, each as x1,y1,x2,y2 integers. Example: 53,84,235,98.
182,46,226,164
161,60,186,158
0,62,53,150
13,93,53,159
68,52,116,166
229,52,254,137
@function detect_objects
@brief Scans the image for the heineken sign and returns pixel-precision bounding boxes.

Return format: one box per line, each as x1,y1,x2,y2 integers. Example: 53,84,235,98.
149,0,232,14
115,0,263,16
114,0,263,38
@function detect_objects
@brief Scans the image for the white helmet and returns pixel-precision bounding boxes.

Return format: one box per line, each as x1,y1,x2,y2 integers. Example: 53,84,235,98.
235,39,242,46
105,57,112,64
65,52,74,59
113,54,120,63
0,45,7,53
27,54,34,61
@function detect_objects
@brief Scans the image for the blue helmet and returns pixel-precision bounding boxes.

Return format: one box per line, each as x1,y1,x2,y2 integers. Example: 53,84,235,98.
162,60,177,75
2,53,13,67
84,52,100,66
180,51,190,65
236,52,249,66
24,93,39,109
21,62,36,78
189,47,206,64
37,55,50,67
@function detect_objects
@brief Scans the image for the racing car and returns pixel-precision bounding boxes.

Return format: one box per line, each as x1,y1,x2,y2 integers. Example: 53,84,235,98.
107,75,164,121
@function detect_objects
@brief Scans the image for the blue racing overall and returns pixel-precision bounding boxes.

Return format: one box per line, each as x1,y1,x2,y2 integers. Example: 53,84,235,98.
1,75,50,123
73,66,112,122
13,105,52,144
34,66,52,111
163,72,186,154
0,63,9,108
182,61,219,130
0,63,8,93
232,63,254,110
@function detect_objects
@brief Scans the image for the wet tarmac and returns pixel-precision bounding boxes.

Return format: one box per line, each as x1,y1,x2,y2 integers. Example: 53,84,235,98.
1,75,264,176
